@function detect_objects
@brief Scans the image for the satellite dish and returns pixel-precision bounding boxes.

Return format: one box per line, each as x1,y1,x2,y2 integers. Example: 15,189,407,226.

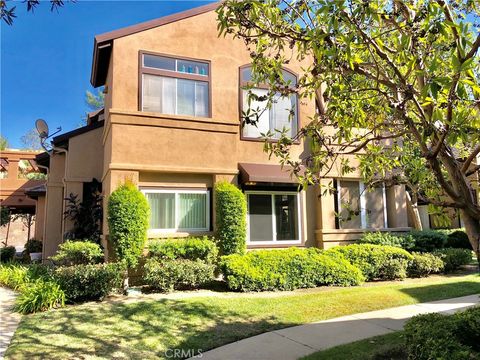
35,119,49,139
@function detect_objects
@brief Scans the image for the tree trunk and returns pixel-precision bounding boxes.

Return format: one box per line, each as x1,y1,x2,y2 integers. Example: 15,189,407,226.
460,209,480,271
406,192,423,230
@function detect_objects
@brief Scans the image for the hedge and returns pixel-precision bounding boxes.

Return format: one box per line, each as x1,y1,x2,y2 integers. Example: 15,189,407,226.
324,244,413,281
148,236,218,264
143,258,215,292
220,248,364,292
215,181,247,255
404,307,480,360
359,231,415,250
54,263,124,302
107,181,150,268
50,240,104,266
410,229,447,252
433,248,473,272
0,246,16,262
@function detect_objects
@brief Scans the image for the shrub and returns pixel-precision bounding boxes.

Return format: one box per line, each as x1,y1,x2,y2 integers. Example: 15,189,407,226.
407,252,444,278
143,258,215,292
324,244,413,281
445,230,473,250
0,246,16,262
410,229,447,252
215,181,247,255
54,263,124,302
50,240,104,266
404,308,480,360
148,236,218,264
0,263,52,290
14,280,65,314
433,248,473,272
107,181,150,268
359,231,415,250
24,238,43,254
220,248,364,292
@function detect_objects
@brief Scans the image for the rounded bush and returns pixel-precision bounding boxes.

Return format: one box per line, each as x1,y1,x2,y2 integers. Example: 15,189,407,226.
148,236,218,264
107,181,150,268
54,263,125,302
24,238,43,254
215,182,247,255
445,230,472,250
220,248,364,292
143,258,215,292
407,252,444,278
433,248,473,272
324,244,413,281
50,240,104,266
0,246,16,262
410,230,447,252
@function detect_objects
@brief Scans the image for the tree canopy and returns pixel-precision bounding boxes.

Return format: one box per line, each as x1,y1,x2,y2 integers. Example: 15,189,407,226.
217,0,480,252
1,0,72,26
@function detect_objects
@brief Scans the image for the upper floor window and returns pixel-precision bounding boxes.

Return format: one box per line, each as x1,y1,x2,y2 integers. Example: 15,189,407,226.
240,66,298,140
140,52,210,118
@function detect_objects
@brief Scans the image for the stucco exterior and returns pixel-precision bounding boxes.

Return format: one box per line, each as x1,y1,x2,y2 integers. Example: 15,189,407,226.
39,4,411,258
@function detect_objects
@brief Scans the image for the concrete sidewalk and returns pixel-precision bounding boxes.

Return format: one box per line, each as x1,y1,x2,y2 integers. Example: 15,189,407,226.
198,294,479,360
0,287,21,359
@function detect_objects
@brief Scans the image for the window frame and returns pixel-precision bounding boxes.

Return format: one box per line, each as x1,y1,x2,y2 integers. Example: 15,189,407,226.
238,64,300,143
245,190,302,245
335,180,388,230
141,188,211,233
138,50,212,118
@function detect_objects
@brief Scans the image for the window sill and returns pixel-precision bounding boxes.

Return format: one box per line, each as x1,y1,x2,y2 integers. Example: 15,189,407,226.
316,227,411,235
147,230,214,239
240,136,301,145
247,242,305,249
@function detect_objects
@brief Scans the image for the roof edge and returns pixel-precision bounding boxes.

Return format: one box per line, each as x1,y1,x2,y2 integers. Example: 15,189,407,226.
90,1,221,87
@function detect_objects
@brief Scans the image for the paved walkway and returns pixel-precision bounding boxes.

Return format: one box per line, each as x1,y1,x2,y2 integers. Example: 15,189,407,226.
0,287,21,359
198,294,480,360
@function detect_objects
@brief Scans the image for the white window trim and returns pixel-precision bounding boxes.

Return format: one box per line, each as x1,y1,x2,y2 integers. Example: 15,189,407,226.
336,180,388,229
141,188,210,233
245,190,302,245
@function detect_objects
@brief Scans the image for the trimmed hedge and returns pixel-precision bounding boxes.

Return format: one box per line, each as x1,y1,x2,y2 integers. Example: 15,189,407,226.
410,229,447,252
143,258,215,292
433,248,473,272
445,230,473,250
324,244,413,281
148,236,218,264
220,248,364,292
404,307,480,359
54,263,124,302
107,181,150,268
407,252,444,278
359,231,415,250
0,246,16,262
215,182,247,255
50,240,104,266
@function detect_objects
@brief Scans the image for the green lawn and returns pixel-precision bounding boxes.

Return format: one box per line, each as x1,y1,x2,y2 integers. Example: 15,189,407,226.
302,332,406,360
6,274,480,359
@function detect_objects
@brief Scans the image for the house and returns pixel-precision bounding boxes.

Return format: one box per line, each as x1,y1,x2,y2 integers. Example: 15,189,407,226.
35,2,410,260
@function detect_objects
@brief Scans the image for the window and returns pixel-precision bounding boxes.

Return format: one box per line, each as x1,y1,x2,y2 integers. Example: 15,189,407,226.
140,52,210,117
246,191,301,244
240,66,298,140
0,158,8,179
336,180,388,229
142,189,210,232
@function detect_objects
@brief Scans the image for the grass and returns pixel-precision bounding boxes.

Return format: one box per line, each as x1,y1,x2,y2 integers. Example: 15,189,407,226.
6,273,480,359
302,331,406,360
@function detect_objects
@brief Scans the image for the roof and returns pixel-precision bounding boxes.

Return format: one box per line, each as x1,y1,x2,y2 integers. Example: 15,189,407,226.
24,183,47,199
52,120,104,148
239,163,302,185
90,2,220,87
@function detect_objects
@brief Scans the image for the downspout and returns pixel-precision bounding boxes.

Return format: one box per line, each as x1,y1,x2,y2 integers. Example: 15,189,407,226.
36,163,49,262
52,146,69,243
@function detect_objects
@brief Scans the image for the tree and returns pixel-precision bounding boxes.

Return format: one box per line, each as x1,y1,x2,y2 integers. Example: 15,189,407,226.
0,135,8,150
1,0,72,26
85,88,104,111
217,1,480,257
20,128,42,150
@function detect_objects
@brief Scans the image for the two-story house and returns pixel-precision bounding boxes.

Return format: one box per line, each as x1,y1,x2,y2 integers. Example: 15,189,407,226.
35,2,410,259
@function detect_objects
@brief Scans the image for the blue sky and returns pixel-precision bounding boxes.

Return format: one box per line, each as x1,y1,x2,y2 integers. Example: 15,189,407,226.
1,0,215,148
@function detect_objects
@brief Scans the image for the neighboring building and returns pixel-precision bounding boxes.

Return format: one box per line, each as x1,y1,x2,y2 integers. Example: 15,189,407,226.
0,149,45,247
36,3,411,259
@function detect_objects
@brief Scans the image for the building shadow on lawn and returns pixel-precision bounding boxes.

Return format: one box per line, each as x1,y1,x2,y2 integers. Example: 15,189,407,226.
399,281,480,303
5,298,295,360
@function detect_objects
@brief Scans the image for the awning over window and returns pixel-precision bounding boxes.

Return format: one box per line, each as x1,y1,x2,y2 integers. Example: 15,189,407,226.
239,163,301,185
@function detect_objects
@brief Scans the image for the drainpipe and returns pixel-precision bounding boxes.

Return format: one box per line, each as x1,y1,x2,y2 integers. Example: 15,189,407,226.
52,146,69,244
36,163,49,261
